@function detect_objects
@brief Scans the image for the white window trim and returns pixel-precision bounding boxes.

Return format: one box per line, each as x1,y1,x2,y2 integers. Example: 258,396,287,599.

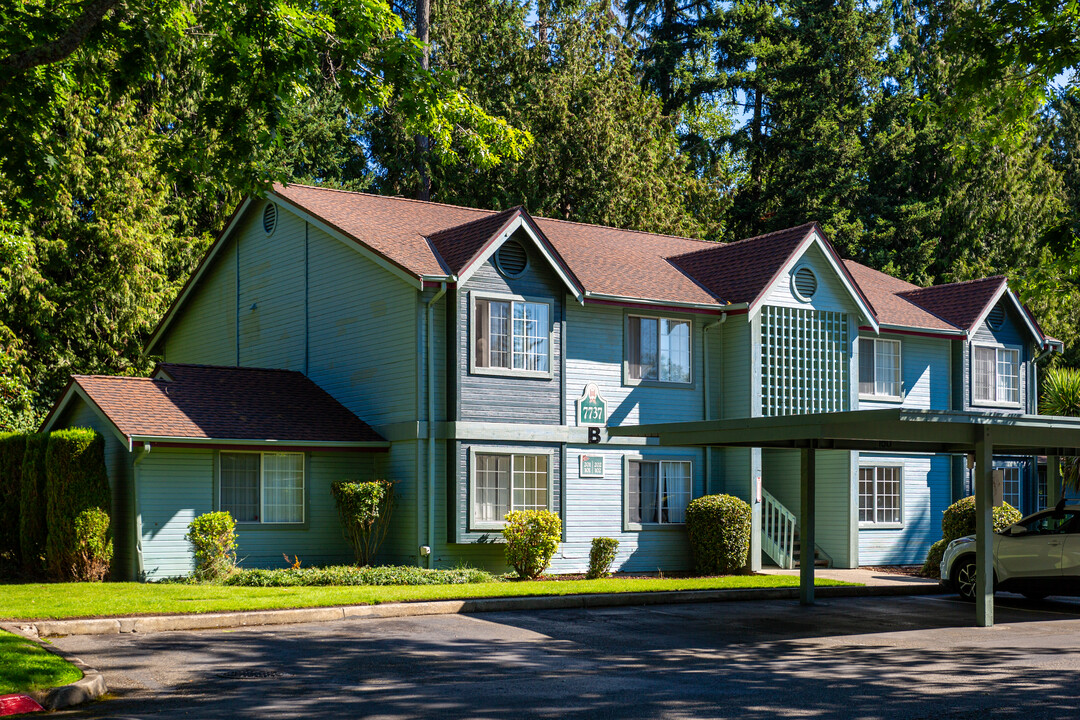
468,446,555,531
218,451,306,525
623,313,694,387
469,291,555,379
857,461,904,530
622,454,695,531
970,342,1022,409
858,337,903,402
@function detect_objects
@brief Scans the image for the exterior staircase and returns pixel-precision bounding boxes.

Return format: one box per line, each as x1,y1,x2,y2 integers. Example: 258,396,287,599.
761,488,832,569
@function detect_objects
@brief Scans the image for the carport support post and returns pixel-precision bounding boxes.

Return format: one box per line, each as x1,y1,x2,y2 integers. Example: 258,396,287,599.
974,427,994,628
800,447,816,606
1048,455,1061,507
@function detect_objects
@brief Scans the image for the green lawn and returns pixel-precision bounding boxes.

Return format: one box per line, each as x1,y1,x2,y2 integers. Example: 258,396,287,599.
0,630,82,695
0,575,856,621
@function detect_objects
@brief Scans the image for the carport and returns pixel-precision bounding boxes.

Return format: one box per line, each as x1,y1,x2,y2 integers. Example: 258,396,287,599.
608,409,1080,627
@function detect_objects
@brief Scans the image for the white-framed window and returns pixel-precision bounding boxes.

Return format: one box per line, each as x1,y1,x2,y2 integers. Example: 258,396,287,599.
472,295,552,376
972,344,1020,406
858,338,902,400
858,464,902,526
625,458,692,529
470,449,552,529
220,452,305,524
1000,465,1022,509
626,315,691,384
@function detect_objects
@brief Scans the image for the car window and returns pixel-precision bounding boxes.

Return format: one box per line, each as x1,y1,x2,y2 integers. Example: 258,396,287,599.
1062,512,1080,534
1018,512,1074,535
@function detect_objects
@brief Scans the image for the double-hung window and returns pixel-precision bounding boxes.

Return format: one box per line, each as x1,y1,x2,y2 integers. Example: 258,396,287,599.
858,465,902,526
858,338,902,400
471,451,550,528
627,315,691,384
474,297,550,374
999,465,1022,509
972,345,1020,405
626,459,692,527
220,452,304,524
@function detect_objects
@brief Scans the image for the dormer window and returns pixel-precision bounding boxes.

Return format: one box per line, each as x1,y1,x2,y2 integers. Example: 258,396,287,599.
472,294,551,376
972,344,1020,405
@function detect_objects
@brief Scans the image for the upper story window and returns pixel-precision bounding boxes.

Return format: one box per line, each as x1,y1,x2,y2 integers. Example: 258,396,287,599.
627,315,691,384
473,296,551,376
220,452,304,524
858,338,902,400
972,344,1020,406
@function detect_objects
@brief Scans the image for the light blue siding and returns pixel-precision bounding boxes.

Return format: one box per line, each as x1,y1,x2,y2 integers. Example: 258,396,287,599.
858,454,952,565
164,245,237,365
762,241,859,313
857,333,951,411
138,450,213,580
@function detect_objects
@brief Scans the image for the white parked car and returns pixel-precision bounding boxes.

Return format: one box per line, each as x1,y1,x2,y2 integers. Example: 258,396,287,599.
940,504,1080,601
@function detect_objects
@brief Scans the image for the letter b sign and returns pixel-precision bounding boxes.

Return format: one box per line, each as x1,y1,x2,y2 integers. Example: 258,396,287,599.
588,427,601,444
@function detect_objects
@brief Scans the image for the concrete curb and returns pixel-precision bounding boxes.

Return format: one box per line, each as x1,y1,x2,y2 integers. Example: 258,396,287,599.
15,582,945,639
0,623,108,711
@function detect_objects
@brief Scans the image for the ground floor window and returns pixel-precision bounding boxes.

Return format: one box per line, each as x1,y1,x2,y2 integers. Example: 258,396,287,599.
858,465,902,525
626,459,692,527
220,452,305,523
1000,465,1022,509
471,451,550,528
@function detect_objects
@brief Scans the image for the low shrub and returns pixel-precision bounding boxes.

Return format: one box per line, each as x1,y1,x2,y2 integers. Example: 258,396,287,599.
44,428,111,580
0,433,26,569
503,509,562,579
224,565,498,587
941,496,1023,541
331,480,395,566
73,508,113,581
685,494,752,575
19,434,48,574
186,511,237,581
921,538,948,578
586,537,619,579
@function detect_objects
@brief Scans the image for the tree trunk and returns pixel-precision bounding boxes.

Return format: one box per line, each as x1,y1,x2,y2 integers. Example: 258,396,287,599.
416,0,432,201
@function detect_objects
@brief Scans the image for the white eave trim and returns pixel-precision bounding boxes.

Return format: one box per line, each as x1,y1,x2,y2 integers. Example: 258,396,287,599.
748,231,880,333
877,323,966,337
966,285,1045,345
583,291,737,312
455,215,585,304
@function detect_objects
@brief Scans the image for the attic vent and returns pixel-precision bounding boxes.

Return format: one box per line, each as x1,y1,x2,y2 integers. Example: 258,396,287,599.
262,202,278,235
792,266,818,301
987,303,1006,329
495,240,528,277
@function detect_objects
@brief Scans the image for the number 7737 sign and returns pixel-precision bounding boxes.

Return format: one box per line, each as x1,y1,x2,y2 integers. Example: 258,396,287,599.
576,383,608,426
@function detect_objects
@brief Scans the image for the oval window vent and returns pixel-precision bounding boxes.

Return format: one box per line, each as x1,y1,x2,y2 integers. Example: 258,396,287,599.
262,202,278,235
987,304,1005,329
793,266,818,301
495,240,528,277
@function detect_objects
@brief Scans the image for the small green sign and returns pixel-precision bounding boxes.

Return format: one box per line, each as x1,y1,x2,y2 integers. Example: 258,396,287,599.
579,454,605,478
576,382,608,426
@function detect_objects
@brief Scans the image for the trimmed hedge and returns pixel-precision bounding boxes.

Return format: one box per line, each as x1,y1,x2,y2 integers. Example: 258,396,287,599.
19,433,48,574
44,428,111,580
225,565,498,587
586,537,619,579
186,511,237,581
922,496,1024,577
503,509,562,579
686,494,752,575
0,433,26,567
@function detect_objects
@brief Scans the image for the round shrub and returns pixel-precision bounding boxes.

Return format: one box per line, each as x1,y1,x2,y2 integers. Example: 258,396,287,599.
586,537,619,579
44,428,111,580
186,511,237,581
502,509,562,579
686,494,752,575
331,480,395,566
73,507,113,581
921,538,948,578
941,496,1023,542
19,433,48,574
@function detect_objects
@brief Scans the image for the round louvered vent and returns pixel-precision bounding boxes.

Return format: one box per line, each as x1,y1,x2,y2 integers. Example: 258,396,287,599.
262,202,278,235
987,304,1005,329
793,266,818,301
495,240,528,277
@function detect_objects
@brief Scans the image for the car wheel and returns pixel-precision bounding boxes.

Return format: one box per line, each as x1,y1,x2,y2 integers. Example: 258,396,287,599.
955,558,978,601
1022,591,1049,602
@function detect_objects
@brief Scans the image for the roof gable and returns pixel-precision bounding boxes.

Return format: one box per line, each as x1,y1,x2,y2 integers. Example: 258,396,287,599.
898,277,1007,332
842,261,963,333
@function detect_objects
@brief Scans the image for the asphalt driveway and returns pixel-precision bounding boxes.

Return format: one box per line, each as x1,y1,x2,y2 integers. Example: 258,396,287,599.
51,594,1080,719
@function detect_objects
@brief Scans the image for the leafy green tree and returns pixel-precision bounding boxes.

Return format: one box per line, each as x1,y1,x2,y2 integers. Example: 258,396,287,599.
1041,367,1080,491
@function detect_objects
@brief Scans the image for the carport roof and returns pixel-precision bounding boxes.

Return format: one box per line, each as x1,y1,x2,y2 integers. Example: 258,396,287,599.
607,409,1080,456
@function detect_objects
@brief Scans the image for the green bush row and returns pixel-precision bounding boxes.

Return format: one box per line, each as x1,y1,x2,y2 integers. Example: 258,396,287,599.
0,428,112,580
224,564,498,587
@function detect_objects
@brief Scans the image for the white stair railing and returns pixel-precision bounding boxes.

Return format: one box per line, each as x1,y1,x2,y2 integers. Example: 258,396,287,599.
761,489,797,569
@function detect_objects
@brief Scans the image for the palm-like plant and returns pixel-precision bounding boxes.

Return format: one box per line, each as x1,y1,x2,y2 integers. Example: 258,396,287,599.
1041,366,1080,492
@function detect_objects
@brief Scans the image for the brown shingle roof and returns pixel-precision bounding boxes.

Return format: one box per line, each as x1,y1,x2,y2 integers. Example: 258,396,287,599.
842,261,961,332
898,276,1007,332
428,207,523,275
68,364,385,444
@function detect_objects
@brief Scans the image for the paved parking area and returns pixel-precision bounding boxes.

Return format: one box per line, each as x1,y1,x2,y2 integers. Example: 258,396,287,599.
52,594,1080,719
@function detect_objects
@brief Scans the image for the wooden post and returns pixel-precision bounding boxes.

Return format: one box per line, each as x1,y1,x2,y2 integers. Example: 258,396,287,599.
974,427,994,628
800,447,816,606
1049,455,1061,507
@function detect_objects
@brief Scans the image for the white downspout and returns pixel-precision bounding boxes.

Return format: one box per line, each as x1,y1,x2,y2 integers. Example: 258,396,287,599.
426,282,447,568
703,313,728,494
132,441,150,580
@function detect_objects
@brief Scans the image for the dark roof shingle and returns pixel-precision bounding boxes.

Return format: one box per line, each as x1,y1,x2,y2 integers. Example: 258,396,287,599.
70,364,384,444
898,276,1007,331
842,261,961,331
